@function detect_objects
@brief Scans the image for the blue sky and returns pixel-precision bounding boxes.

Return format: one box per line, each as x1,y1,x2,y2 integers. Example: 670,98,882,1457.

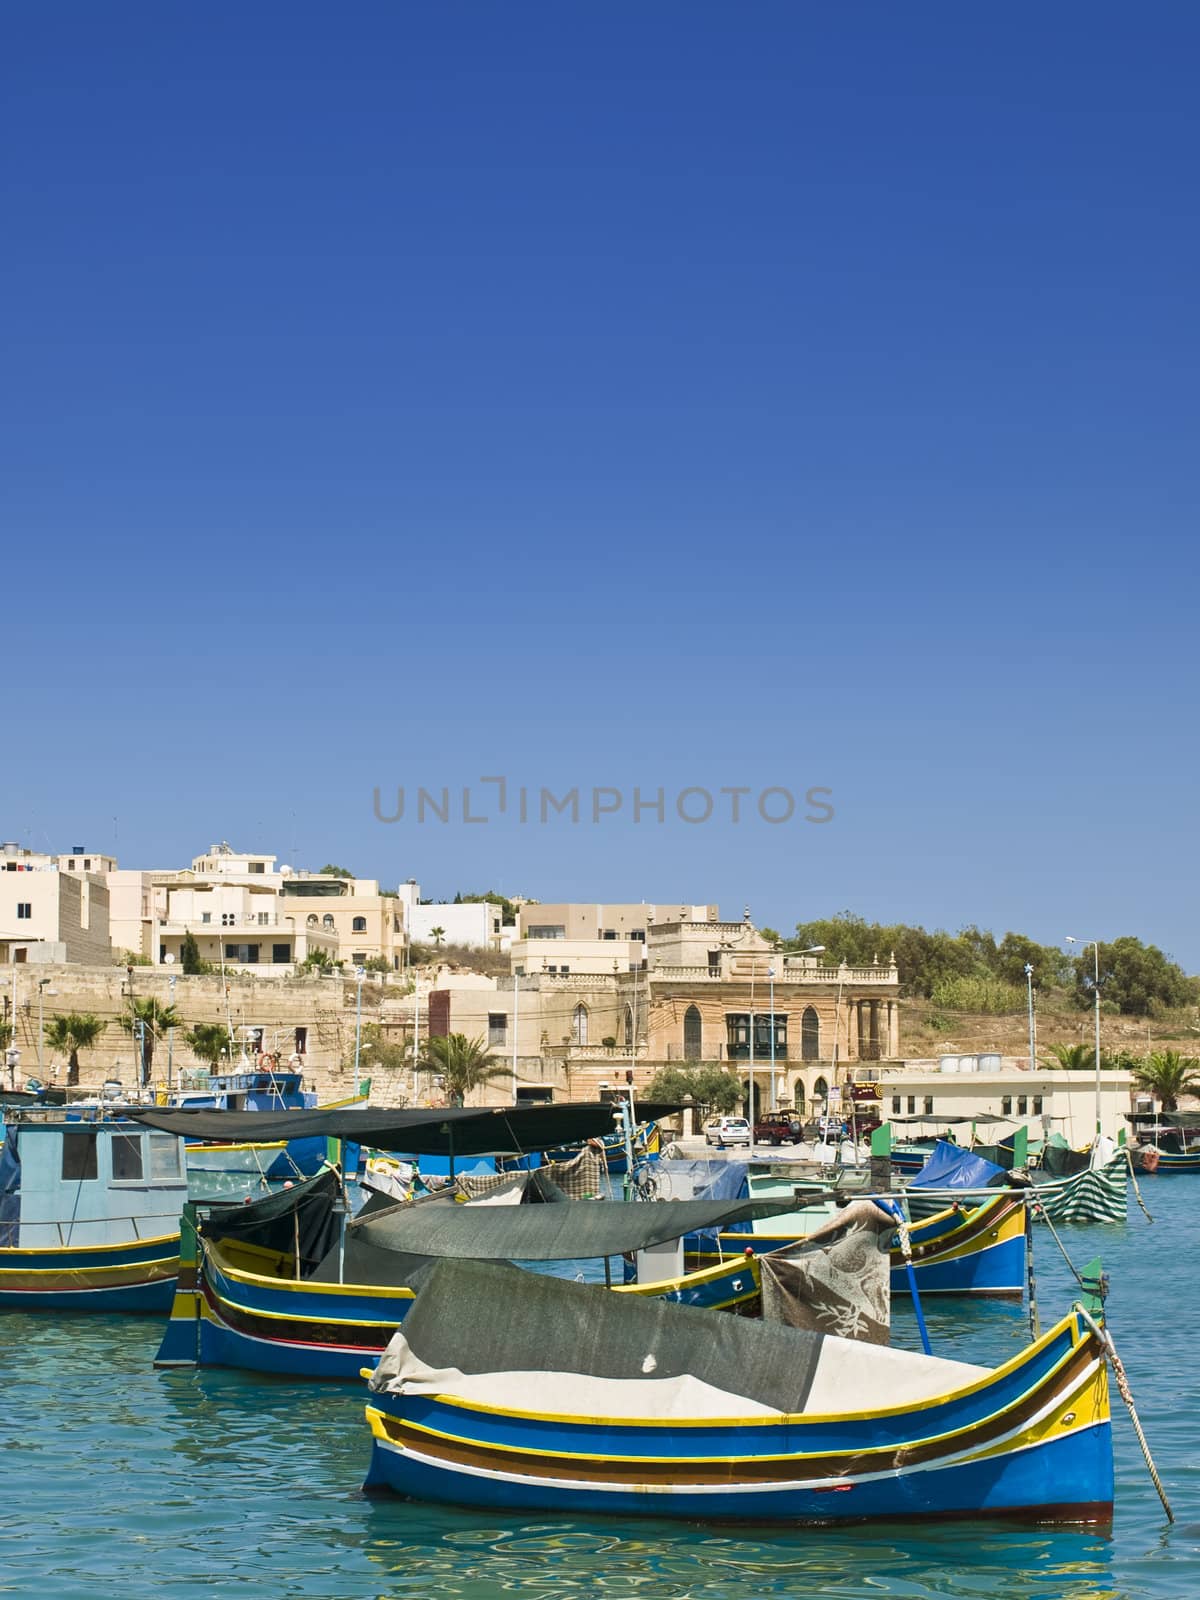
4,4,1197,967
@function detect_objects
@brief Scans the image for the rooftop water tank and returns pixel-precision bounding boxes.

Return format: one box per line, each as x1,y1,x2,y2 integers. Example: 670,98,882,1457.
939,1055,960,1073
978,1052,1002,1073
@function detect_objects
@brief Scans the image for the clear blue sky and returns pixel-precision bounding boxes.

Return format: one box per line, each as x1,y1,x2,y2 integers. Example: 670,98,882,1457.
4,4,1197,968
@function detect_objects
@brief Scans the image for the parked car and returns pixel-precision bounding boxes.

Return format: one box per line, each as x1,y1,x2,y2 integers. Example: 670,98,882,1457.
752,1112,804,1145
704,1116,752,1147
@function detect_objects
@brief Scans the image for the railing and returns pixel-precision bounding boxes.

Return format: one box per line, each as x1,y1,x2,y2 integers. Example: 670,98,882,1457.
648,963,898,985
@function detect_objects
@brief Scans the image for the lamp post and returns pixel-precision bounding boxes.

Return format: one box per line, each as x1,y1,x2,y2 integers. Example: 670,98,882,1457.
768,964,776,1110
353,966,366,1097
1066,937,1103,1138
511,968,520,1104
167,973,178,1092
36,978,56,1075
1024,962,1037,1075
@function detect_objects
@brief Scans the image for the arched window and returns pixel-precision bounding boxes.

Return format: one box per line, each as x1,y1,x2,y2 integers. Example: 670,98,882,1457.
801,1007,820,1061
571,1004,588,1046
322,913,335,929
352,916,367,932
306,914,318,927
623,1004,634,1046
683,1005,702,1061
792,1079,806,1113
813,1075,829,1108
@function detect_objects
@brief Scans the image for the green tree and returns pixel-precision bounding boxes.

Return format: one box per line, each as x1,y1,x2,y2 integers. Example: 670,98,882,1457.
122,998,182,1086
1073,937,1194,1016
44,1013,106,1087
320,863,354,877
180,931,211,975
299,947,340,974
644,1063,743,1116
994,932,1071,989
1133,1050,1200,1112
418,1033,510,1106
429,926,447,949
1042,1042,1097,1072
184,1022,232,1070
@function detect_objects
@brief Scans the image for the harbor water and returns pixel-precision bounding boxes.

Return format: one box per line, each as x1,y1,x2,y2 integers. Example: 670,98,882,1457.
3,1179,1198,1599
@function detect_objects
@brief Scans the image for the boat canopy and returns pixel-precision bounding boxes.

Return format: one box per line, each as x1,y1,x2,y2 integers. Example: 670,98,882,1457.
352,1194,791,1262
370,1256,828,1412
127,1100,683,1156
908,1140,1006,1190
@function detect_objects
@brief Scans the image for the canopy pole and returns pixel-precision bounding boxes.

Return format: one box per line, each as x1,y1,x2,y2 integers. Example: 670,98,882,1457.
603,1256,612,1288
884,1199,931,1355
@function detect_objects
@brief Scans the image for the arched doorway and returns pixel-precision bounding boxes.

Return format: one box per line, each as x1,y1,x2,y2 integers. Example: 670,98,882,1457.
801,1007,820,1061
683,1005,702,1061
792,1078,806,1115
741,1076,764,1125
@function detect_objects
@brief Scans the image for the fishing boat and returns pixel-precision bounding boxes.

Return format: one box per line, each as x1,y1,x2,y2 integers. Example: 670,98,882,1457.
362,1256,1113,1524
1031,1152,1130,1225
0,1110,187,1312
1125,1113,1200,1173
173,1068,370,1182
152,1165,793,1378
685,1187,1028,1295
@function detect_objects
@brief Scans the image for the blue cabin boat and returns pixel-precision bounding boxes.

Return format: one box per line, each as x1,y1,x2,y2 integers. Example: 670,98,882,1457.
0,1112,187,1312
171,1068,331,1181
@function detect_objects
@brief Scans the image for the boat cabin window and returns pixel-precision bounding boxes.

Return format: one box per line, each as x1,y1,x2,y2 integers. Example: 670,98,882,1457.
61,1130,99,1181
148,1136,184,1180
111,1133,144,1181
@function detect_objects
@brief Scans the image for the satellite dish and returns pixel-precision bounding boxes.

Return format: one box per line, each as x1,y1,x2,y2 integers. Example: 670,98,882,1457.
164,953,176,964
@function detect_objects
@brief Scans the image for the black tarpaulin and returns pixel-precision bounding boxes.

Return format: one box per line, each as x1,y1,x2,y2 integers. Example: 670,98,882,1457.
126,1101,681,1155
351,1196,791,1260
200,1166,343,1272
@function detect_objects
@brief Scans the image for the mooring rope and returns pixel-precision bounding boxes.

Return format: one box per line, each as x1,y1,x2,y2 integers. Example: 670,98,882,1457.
1076,1302,1174,1524
1123,1146,1155,1223
1026,1189,1087,1291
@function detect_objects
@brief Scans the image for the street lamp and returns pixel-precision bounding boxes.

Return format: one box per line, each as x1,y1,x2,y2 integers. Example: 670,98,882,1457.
1065,937,1103,1138
511,967,520,1104
1024,963,1037,1075
353,966,366,1097
36,979,57,1075
166,972,178,1092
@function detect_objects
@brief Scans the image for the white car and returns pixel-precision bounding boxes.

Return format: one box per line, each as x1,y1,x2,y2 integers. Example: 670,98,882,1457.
704,1116,752,1147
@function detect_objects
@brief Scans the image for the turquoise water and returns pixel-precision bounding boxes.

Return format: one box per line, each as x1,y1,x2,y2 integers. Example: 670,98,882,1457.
3,1181,1198,1599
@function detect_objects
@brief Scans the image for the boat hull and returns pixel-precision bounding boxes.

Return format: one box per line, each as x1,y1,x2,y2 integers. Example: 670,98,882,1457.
157,1239,761,1375
687,1194,1027,1296
363,1311,1111,1524
0,1233,179,1312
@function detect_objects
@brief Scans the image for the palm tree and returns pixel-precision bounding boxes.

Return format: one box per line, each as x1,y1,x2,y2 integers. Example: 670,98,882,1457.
121,998,182,1086
1042,1042,1123,1073
184,1022,231,1071
1134,1050,1200,1113
429,926,447,950
44,1013,107,1087
1042,1042,1097,1072
418,1032,509,1106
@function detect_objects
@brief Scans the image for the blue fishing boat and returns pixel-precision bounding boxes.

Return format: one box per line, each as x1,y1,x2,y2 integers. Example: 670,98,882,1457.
171,1068,367,1181
685,1188,1028,1295
362,1257,1113,1524
152,1160,796,1378
0,1111,187,1312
